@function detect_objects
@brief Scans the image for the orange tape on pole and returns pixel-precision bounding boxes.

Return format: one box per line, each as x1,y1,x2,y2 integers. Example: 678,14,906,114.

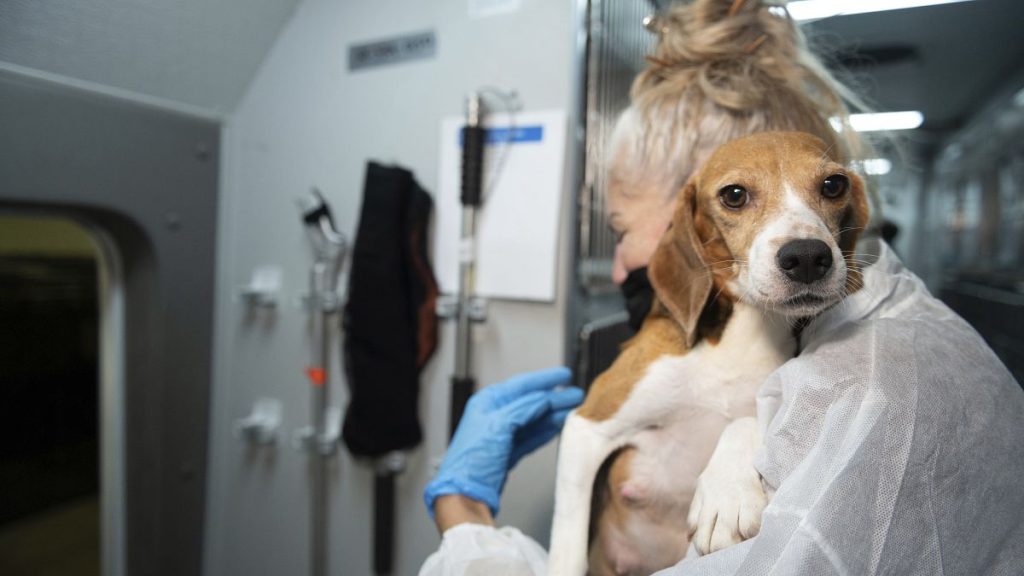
305,367,326,386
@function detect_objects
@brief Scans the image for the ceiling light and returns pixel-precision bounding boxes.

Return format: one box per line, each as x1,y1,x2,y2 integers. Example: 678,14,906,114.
787,0,974,21
832,111,924,132
863,158,893,176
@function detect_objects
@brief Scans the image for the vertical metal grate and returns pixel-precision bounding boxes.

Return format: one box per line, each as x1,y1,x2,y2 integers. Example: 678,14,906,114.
577,0,656,291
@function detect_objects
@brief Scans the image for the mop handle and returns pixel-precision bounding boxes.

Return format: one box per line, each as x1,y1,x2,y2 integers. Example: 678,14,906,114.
449,375,476,439
449,93,486,438
373,474,395,574
461,128,485,207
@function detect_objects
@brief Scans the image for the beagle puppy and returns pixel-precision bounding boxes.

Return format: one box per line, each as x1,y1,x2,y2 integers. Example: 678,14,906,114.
549,132,870,575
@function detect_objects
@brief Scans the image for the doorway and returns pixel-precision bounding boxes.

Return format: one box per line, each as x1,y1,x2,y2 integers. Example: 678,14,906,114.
0,215,101,576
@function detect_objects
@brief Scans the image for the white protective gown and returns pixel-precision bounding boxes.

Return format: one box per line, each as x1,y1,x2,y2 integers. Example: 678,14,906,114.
420,239,1024,576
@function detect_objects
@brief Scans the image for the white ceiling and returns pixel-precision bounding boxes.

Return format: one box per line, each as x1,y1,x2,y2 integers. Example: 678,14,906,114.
638,0,1024,143
3,0,1022,130
0,0,301,117
804,0,1024,137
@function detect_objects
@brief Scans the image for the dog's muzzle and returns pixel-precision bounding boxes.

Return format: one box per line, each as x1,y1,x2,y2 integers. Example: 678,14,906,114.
776,239,833,284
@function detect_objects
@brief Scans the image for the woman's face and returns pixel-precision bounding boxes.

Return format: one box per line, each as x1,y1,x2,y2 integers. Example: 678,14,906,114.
606,175,676,285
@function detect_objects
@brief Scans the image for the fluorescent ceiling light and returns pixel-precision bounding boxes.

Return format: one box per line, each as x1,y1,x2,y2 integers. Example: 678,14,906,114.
831,111,924,132
863,158,893,176
851,111,924,132
787,0,974,21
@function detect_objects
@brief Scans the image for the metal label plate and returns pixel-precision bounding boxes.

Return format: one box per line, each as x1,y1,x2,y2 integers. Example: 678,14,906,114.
348,31,436,71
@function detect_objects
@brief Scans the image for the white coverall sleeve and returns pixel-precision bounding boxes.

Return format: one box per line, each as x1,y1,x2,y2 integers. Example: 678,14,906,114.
655,241,1024,576
418,523,548,576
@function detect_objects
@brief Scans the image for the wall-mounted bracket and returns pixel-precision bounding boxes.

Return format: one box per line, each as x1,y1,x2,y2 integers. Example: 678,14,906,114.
239,266,282,309
234,398,282,446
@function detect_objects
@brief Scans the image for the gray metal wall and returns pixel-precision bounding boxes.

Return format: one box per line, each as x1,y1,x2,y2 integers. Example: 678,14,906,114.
576,0,653,291
203,0,578,574
567,0,653,374
0,69,220,576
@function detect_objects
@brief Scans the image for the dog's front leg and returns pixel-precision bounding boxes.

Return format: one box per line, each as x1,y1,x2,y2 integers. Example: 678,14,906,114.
549,412,620,576
687,416,768,555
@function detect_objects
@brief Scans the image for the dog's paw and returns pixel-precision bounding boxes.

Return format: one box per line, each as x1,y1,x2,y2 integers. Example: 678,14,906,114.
686,462,767,556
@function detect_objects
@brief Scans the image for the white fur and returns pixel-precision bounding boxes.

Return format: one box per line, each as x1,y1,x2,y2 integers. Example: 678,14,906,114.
740,185,848,317
687,416,767,553
548,304,795,575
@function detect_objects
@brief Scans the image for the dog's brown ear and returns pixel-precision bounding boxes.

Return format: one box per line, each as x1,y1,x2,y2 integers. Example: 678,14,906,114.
838,172,870,255
648,181,713,348
839,171,871,291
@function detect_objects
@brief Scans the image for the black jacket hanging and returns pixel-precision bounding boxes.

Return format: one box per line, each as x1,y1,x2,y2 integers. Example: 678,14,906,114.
342,162,439,458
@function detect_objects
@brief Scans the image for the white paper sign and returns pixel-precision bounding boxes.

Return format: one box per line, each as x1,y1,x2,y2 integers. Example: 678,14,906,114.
469,0,522,19
436,109,567,302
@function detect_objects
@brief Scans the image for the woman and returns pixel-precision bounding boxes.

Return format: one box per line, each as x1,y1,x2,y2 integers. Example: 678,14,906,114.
422,1,1024,574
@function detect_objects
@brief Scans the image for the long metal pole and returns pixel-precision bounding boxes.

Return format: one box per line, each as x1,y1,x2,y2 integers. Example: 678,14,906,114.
298,189,344,576
455,207,477,380
311,262,329,576
449,93,486,438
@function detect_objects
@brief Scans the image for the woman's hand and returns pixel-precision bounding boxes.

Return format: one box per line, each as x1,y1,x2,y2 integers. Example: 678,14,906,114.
423,367,583,532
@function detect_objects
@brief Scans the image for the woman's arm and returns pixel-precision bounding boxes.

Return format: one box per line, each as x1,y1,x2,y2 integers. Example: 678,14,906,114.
433,494,494,533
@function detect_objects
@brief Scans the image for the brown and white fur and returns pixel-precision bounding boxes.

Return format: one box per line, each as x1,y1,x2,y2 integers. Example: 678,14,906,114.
549,132,870,575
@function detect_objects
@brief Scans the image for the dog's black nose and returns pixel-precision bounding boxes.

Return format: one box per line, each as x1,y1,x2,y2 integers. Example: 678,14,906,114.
777,239,833,284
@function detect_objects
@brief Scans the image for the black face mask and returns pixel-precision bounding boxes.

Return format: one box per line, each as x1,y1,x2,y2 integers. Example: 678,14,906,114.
621,266,654,333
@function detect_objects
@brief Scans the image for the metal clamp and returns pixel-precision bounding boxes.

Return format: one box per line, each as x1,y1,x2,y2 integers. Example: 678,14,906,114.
292,406,342,457
436,294,489,322
467,297,488,322
234,398,282,446
297,291,343,313
374,451,408,476
436,295,459,319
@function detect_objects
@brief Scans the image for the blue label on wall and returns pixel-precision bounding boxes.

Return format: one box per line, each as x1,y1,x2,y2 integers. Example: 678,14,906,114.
459,125,544,146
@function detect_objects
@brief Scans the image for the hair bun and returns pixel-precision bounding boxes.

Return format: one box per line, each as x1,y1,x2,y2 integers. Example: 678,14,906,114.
638,0,802,111
617,0,872,202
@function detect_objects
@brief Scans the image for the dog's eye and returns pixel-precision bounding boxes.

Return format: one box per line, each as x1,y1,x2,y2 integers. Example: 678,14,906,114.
718,185,748,209
821,174,849,199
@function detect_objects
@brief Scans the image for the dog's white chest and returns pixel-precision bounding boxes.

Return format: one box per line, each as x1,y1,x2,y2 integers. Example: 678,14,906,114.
549,305,795,575
616,304,794,431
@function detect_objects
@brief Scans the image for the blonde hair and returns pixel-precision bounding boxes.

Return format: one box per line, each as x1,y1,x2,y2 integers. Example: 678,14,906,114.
612,0,872,199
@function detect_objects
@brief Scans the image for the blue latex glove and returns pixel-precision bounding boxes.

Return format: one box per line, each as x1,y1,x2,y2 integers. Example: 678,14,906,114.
423,367,584,519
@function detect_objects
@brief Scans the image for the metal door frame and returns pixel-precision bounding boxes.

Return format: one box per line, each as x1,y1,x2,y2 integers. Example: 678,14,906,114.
566,0,657,363
0,68,220,576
